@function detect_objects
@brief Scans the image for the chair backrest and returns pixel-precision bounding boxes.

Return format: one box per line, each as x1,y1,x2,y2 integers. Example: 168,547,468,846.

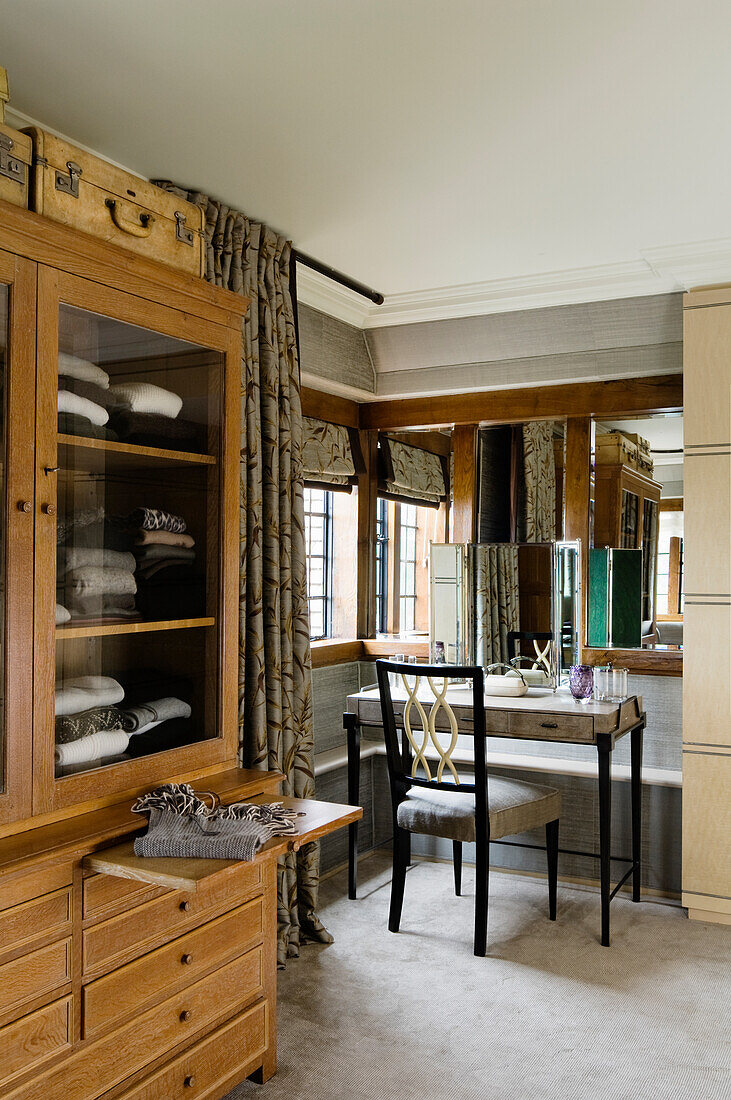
375,660,488,822
507,630,553,673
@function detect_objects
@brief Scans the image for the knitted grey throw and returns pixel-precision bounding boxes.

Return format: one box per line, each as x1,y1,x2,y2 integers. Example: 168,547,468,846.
132,782,302,861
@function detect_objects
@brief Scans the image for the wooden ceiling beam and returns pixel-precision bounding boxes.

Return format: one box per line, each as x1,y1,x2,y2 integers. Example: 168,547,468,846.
358,374,683,430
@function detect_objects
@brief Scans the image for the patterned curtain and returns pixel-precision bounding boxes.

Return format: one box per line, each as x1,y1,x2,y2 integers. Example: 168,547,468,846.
156,185,330,965
472,544,520,667
522,422,556,541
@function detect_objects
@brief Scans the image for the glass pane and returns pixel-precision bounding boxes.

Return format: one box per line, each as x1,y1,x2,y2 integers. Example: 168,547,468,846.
620,490,639,547
55,305,223,778
0,285,6,793
642,498,659,623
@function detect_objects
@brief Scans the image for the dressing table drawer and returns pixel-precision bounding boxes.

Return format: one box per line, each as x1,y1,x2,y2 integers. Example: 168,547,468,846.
508,711,594,743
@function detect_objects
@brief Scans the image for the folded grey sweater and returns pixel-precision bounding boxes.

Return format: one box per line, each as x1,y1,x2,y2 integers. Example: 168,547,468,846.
134,805,298,861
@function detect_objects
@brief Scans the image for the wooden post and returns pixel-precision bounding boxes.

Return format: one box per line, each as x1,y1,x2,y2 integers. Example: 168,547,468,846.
452,425,478,544
564,417,592,653
356,429,378,638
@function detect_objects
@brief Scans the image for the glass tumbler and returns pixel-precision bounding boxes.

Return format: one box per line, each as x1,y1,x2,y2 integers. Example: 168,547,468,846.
569,664,594,703
594,665,629,702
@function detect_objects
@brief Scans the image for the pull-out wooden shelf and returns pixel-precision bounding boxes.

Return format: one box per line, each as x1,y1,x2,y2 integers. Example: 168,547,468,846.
84,796,362,891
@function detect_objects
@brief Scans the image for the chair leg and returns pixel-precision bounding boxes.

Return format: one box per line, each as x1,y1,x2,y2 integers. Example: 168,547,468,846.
474,836,489,956
546,818,559,921
389,827,409,934
452,840,462,896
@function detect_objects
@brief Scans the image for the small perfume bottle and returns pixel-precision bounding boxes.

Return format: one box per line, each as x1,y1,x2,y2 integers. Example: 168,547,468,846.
434,640,446,664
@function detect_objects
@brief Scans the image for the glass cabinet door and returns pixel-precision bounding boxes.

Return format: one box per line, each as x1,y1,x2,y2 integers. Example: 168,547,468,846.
642,497,659,626
0,252,36,824
35,269,239,812
620,489,639,547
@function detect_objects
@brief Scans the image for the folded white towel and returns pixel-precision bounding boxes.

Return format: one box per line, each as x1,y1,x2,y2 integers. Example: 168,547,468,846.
65,567,137,596
58,548,136,574
58,389,109,426
108,382,182,419
55,602,71,625
58,352,110,390
55,675,125,716
55,729,129,766
121,697,192,734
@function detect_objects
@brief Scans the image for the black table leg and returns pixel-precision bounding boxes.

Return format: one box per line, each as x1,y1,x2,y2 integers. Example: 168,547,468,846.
597,733,612,947
344,712,361,900
401,729,412,866
631,722,644,903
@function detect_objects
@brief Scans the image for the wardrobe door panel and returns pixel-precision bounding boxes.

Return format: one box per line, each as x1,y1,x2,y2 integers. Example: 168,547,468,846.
0,249,35,825
34,268,240,814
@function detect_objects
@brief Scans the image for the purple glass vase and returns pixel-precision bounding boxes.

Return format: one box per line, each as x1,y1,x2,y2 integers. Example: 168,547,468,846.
569,664,594,703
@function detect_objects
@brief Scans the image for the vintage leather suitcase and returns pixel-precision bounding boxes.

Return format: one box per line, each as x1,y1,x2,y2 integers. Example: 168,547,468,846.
0,67,32,209
24,128,205,277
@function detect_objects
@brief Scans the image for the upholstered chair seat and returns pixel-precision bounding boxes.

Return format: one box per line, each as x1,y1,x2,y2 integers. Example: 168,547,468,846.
396,777,561,844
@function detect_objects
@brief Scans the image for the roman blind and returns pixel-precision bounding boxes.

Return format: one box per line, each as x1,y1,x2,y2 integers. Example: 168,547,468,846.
378,436,448,509
302,416,363,492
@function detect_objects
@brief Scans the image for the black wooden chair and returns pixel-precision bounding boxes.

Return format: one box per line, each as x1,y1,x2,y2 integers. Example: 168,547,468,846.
376,659,561,956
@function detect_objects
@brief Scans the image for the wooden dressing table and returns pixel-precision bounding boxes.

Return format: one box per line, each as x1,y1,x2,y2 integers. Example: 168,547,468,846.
344,685,646,946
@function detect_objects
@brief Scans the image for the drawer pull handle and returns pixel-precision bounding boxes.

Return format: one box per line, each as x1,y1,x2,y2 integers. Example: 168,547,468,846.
180,1010,192,1023
184,1076,196,1089
540,722,559,729
179,900,191,912
181,953,193,965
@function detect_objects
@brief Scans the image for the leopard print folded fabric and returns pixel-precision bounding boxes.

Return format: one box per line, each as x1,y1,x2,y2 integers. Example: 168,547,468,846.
126,507,187,534
55,704,125,745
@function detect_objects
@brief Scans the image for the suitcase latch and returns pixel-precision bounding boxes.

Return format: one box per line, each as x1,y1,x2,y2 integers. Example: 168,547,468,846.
55,160,82,198
174,210,194,247
0,133,26,186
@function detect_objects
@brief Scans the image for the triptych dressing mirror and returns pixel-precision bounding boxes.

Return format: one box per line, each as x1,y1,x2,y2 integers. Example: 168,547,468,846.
429,540,581,689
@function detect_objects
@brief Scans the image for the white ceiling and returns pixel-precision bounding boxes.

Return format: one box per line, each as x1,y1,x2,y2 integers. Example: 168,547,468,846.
3,0,731,323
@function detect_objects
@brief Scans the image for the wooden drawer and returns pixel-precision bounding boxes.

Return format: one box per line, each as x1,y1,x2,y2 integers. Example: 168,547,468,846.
83,873,167,923
0,864,72,914
0,938,71,1018
0,887,72,957
83,862,262,977
83,896,264,1038
6,948,264,1100
507,711,594,743
115,1001,268,1100
0,996,72,1088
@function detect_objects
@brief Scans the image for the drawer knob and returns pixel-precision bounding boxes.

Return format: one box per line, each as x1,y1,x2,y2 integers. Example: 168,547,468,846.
180,1010,192,1022
181,953,193,965
184,1076,196,1088
42,502,56,516
17,500,31,513
179,900,191,912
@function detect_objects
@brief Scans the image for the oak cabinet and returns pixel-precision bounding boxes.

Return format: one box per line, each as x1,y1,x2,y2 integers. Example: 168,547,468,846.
0,198,360,1097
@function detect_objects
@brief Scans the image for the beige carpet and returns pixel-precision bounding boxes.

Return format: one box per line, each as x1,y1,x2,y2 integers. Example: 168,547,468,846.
229,851,731,1100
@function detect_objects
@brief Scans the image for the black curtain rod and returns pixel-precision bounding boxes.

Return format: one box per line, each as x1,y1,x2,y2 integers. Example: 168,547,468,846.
293,249,384,305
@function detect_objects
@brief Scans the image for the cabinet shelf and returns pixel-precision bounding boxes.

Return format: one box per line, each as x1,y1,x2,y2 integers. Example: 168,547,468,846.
56,616,215,640
57,434,217,470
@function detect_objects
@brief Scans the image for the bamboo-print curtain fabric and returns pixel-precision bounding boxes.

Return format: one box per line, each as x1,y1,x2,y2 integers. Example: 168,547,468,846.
472,543,520,667
522,421,556,541
156,185,330,965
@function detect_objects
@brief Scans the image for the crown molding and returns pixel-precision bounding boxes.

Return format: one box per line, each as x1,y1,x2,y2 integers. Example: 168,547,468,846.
295,265,375,328
301,238,731,331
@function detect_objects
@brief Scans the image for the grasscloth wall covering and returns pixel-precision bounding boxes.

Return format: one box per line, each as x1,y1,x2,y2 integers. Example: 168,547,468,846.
157,184,330,964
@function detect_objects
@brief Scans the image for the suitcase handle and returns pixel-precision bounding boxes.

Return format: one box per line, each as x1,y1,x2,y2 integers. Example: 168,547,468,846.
105,199,155,238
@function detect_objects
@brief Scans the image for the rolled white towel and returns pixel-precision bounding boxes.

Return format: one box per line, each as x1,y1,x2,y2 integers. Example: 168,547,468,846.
55,603,71,625
58,548,136,574
55,730,129,766
58,389,109,427
55,675,125,716
58,352,110,389
108,382,182,419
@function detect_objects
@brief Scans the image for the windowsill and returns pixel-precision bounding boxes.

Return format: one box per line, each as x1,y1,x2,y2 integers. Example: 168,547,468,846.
310,639,363,668
582,647,683,677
